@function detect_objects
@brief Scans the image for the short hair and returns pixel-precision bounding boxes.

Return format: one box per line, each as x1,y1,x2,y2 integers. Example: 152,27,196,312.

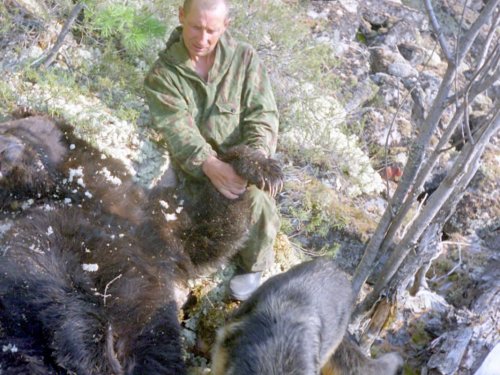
183,0,229,18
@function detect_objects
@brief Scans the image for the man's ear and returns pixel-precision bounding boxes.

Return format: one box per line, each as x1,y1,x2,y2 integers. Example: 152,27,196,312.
179,6,185,25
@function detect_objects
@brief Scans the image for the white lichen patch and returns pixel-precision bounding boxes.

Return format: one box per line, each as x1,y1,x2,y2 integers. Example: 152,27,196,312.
0,222,12,238
67,167,86,187
46,226,54,236
284,83,384,196
2,343,18,353
29,243,44,254
21,199,35,210
82,263,99,272
98,167,122,185
163,212,177,222
84,191,93,199
35,159,45,170
159,200,169,209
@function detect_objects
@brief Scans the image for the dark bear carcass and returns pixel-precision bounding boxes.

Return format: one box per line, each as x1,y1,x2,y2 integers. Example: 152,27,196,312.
0,115,283,374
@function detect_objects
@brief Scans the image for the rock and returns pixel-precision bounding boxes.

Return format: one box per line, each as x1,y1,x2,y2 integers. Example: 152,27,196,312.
344,78,379,113
9,0,50,22
419,71,443,107
309,0,360,56
388,61,418,78
427,328,474,375
307,8,329,20
338,0,359,14
383,19,421,47
370,45,416,78
364,197,387,217
473,343,500,375
370,45,399,73
397,42,427,65
463,252,500,373
359,0,427,46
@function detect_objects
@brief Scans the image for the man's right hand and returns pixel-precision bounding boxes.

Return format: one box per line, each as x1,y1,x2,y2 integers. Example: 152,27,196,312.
202,155,247,199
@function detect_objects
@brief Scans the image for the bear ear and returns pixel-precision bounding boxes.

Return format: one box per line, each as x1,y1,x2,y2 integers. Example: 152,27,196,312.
211,321,244,375
0,138,25,162
0,138,25,179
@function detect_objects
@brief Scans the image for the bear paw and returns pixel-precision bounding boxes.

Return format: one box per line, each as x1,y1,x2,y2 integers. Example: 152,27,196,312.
222,145,284,197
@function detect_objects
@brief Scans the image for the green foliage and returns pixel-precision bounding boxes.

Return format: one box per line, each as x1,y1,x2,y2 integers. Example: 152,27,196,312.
280,171,379,252
282,179,348,241
0,3,11,36
356,30,368,44
21,67,85,97
87,3,166,53
316,243,341,258
75,44,145,121
289,44,341,90
0,81,16,118
402,364,420,375
230,0,309,51
410,321,431,349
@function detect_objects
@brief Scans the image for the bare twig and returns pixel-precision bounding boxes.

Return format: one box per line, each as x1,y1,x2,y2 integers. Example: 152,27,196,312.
439,108,497,152
445,43,500,106
374,44,499,262
102,274,123,306
454,0,469,141
463,89,474,144
31,2,85,69
383,80,404,204
462,42,499,145
430,244,462,283
476,8,500,69
399,190,426,239
424,0,453,62
456,0,500,64
355,108,500,316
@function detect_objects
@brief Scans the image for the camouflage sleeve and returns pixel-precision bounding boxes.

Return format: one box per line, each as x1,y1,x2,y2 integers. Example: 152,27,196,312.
144,65,215,180
240,49,279,157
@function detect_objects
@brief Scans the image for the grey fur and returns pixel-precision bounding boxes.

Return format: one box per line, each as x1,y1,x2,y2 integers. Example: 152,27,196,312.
323,335,403,375
212,257,354,375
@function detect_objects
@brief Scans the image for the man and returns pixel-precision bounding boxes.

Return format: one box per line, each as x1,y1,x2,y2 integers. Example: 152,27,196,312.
144,0,280,301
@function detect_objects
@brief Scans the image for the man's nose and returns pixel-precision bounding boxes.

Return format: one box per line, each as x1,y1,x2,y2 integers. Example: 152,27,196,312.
199,30,210,45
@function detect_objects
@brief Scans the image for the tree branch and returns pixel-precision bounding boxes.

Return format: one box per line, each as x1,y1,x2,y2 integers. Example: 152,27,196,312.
352,62,457,296
31,2,85,69
476,8,500,69
456,0,500,64
354,108,500,316
424,0,453,62
445,44,500,106
370,39,500,268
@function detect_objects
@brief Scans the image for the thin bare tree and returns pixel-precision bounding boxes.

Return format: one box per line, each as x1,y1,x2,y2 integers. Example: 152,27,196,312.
352,0,499,322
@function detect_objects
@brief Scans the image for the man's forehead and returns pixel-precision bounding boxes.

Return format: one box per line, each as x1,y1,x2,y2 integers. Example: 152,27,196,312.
184,2,228,27
185,0,229,17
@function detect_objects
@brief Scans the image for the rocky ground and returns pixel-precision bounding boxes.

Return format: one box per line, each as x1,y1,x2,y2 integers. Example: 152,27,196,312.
0,0,498,374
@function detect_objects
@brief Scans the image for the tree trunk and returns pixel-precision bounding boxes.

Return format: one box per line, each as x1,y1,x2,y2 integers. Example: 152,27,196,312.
352,0,500,317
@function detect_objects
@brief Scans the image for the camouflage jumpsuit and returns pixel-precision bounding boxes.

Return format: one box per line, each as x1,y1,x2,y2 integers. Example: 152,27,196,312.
144,27,280,272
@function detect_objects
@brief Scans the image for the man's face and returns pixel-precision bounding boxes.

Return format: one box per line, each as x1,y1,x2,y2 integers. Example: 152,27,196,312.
179,3,228,59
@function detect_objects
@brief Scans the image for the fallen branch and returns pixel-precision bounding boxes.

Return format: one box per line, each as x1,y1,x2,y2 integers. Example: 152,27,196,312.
31,2,85,69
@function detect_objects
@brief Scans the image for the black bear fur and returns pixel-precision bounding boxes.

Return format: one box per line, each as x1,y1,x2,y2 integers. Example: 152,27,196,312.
0,115,283,374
